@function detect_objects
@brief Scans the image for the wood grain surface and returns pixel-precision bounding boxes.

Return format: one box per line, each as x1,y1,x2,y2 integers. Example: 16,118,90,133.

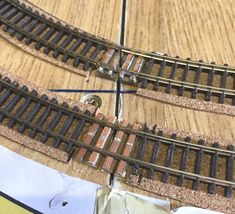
0,0,122,116
125,0,235,65
0,0,234,208
121,0,235,141
0,38,116,115
0,135,109,185
27,0,121,42
0,0,122,190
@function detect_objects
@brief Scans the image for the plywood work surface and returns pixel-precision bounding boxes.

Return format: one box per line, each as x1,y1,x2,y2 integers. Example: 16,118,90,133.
0,0,122,116
121,0,235,140
0,0,121,190
125,0,235,64
0,0,234,197
0,0,233,140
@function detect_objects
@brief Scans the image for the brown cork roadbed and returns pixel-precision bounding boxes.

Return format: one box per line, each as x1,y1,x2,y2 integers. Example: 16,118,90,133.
127,175,235,213
0,68,96,113
0,124,69,162
0,69,234,213
137,88,235,117
2,30,234,117
0,32,89,78
147,124,235,148
0,0,234,116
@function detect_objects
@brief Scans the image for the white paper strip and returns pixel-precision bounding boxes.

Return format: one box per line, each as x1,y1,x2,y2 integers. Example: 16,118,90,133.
0,145,100,214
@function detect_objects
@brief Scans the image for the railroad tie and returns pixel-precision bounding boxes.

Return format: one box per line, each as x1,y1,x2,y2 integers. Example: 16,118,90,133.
83,44,102,71
153,56,167,91
87,115,116,167
140,59,154,88
53,106,79,148
44,31,65,54
177,137,190,187
8,90,38,128
130,56,144,83
146,130,162,179
0,87,13,108
192,139,204,190
205,62,215,101
75,113,104,162
28,98,57,139
35,27,56,50
178,58,190,96
0,80,18,106
0,76,11,90
18,94,48,133
65,110,91,154
73,41,93,67
120,54,134,80
208,142,220,194
102,120,129,173
192,60,203,99
115,123,140,177
4,12,25,35
225,145,234,197
165,57,178,94
53,34,73,58
17,19,38,41
132,124,149,176
2,8,18,21
41,102,68,143
25,23,47,45
162,134,176,183
62,38,79,61
97,49,115,73
0,85,28,123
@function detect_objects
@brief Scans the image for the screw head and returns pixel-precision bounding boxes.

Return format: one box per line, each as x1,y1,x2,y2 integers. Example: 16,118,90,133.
80,94,102,108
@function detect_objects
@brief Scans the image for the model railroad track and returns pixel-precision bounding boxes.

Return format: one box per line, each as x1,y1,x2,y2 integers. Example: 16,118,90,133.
0,0,234,105
0,75,234,198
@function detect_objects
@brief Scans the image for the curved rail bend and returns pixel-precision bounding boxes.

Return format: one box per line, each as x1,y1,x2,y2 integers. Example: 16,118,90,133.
0,74,234,200
0,0,234,105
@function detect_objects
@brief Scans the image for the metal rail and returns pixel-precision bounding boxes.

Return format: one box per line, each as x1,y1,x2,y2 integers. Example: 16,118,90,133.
0,75,234,198
0,0,234,105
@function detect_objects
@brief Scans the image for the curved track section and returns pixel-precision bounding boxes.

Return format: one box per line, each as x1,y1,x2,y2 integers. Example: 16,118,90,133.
0,74,234,199
0,0,234,105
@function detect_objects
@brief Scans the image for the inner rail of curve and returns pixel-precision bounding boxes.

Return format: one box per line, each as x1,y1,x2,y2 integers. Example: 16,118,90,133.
0,0,234,105
0,74,234,200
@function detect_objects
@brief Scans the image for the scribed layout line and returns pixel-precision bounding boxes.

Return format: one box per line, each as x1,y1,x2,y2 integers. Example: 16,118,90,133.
49,89,137,94
111,0,127,185
0,75,234,201
120,0,127,46
115,0,127,118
